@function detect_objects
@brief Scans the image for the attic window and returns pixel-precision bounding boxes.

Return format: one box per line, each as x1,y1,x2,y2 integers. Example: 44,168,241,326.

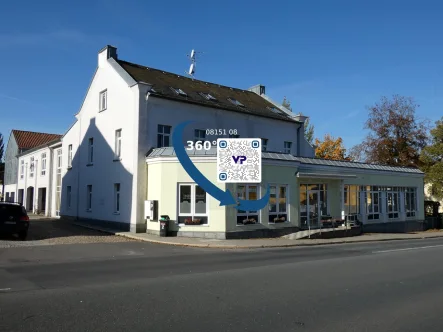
170,87,187,96
267,106,282,114
228,98,244,107
199,92,217,101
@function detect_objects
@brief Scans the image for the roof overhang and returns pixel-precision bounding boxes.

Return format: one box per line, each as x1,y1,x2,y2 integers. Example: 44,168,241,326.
296,172,358,179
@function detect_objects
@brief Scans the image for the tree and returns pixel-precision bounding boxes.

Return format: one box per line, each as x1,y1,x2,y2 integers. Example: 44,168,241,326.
420,117,443,200
281,97,315,145
315,134,350,160
350,95,429,167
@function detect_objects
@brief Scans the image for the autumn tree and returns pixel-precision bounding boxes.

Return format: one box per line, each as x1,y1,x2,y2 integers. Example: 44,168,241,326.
420,117,443,200
282,97,315,145
315,134,350,160
350,95,429,167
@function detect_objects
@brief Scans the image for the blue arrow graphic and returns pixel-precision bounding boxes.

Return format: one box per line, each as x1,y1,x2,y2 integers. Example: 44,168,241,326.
172,121,236,206
236,185,271,211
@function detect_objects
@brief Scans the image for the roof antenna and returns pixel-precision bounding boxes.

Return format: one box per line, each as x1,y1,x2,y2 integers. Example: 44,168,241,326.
185,49,204,80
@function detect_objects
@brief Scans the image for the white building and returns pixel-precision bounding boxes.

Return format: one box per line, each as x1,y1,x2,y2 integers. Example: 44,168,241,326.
3,130,62,217
60,45,314,233
58,45,425,238
3,45,426,238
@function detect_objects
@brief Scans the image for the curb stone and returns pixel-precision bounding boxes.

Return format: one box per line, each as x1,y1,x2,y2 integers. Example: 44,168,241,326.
71,222,443,249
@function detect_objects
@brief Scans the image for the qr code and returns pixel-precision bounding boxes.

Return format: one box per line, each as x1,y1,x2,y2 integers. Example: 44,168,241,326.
217,138,262,183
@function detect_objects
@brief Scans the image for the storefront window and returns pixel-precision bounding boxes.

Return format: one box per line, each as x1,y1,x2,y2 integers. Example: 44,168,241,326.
178,184,208,225
299,184,327,228
237,184,259,225
344,185,359,221
405,187,417,217
366,189,380,220
387,187,400,219
269,185,288,223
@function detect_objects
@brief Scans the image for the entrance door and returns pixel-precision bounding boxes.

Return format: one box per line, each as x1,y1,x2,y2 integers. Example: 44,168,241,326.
307,190,320,228
38,188,47,213
26,187,34,212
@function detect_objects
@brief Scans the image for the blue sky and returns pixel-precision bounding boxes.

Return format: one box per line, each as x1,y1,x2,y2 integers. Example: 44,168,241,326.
1,0,442,151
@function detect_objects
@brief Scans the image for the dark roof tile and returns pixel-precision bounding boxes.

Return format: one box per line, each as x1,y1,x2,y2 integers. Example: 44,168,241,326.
117,60,297,123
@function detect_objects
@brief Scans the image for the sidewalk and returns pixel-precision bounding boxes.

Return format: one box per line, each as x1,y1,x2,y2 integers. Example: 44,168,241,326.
72,222,443,249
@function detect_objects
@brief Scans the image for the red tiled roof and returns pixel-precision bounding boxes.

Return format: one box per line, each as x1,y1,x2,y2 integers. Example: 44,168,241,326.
12,130,62,150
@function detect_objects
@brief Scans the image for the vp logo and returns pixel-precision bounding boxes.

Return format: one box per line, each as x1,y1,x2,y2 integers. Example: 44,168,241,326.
232,156,247,164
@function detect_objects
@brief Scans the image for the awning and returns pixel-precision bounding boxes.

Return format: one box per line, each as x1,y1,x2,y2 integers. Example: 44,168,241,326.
296,172,358,179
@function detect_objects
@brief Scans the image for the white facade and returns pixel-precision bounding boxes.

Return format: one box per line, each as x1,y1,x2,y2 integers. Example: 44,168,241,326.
12,142,62,217
60,45,313,232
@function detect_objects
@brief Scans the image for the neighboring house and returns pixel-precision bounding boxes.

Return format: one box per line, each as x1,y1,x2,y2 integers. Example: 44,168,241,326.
15,139,63,217
59,45,425,238
3,130,62,216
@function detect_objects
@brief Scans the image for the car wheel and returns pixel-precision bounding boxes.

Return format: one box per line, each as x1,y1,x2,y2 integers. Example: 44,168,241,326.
18,231,28,241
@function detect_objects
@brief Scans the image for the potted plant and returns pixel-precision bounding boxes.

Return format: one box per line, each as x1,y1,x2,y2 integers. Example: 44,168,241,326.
242,218,257,225
273,216,286,223
184,218,202,225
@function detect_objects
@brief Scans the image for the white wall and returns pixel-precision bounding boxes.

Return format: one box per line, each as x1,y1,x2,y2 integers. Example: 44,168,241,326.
142,96,307,153
17,147,52,214
60,49,137,228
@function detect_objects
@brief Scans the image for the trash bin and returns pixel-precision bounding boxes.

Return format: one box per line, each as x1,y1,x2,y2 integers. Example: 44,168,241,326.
159,215,170,237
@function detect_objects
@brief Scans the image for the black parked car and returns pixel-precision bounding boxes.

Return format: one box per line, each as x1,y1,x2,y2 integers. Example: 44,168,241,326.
0,202,30,240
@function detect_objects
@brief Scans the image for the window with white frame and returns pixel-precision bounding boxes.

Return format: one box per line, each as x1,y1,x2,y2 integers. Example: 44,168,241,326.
194,129,206,142
178,184,208,225
344,185,360,221
387,187,400,218
68,145,73,168
29,157,35,178
284,141,292,154
41,153,47,175
20,160,24,179
365,186,381,220
86,185,92,211
262,138,268,152
236,184,260,225
88,138,94,164
157,125,171,148
99,90,107,111
405,187,417,217
114,183,120,213
67,186,71,209
268,185,288,223
114,129,122,159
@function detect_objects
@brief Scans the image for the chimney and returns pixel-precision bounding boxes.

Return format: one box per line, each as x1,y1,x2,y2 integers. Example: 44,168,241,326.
98,45,118,67
248,84,266,96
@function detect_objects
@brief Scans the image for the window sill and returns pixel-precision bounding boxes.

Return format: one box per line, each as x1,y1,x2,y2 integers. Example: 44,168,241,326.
86,210,92,213
178,224,209,227
236,223,262,227
268,221,291,225
113,212,120,215
99,108,107,113
67,166,72,171
113,158,122,162
86,163,94,167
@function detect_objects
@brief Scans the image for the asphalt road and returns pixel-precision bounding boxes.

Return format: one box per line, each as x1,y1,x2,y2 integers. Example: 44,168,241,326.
1,238,443,332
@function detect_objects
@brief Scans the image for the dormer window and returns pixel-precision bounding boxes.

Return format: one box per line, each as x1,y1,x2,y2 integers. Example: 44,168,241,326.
267,106,282,114
170,87,187,96
199,92,217,101
228,98,244,107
